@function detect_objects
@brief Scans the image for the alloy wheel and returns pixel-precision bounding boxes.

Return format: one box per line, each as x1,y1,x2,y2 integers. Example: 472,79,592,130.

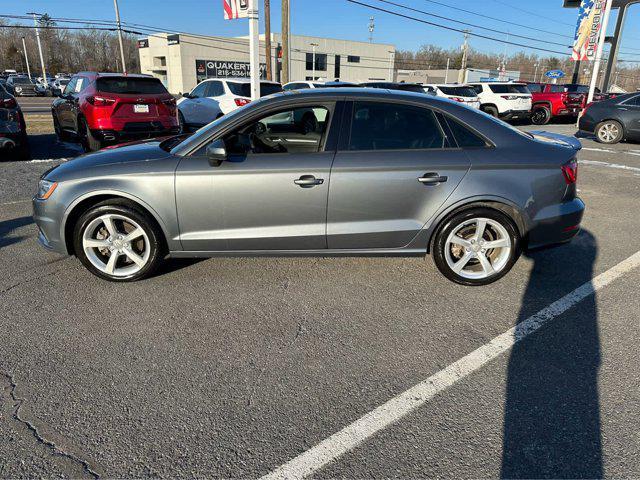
597,123,620,143
82,213,150,277
444,217,512,280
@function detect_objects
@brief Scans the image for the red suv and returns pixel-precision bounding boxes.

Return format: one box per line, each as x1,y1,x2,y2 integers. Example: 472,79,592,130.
51,72,179,151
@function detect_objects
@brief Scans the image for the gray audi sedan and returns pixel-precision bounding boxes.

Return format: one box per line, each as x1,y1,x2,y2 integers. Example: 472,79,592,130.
33,88,584,285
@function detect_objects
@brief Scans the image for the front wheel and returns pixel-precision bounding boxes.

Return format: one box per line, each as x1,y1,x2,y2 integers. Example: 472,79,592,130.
432,208,520,286
73,202,165,282
595,120,623,144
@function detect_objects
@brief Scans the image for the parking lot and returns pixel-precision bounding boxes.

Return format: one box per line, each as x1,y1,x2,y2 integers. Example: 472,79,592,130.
1,117,640,478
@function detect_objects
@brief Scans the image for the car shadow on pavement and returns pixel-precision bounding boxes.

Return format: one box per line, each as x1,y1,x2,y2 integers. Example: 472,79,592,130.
28,134,83,161
501,230,601,478
0,216,34,249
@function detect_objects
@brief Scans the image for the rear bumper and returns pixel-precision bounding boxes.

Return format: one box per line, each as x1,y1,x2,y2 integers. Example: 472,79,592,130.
91,126,181,143
499,109,531,120
526,197,585,250
554,106,582,117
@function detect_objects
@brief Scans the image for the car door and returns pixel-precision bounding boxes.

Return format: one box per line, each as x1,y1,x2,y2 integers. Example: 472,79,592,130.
56,77,77,129
179,81,209,126
175,101,341,251
620,94,640,138
327,100,471,249
194,80,224,125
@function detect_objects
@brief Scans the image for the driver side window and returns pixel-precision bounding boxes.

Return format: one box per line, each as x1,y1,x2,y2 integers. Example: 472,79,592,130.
223,106,330,155
63,78,77,96
190,81,209,98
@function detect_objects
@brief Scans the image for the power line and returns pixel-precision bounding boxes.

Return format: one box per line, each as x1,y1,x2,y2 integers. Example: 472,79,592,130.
486,0,575,27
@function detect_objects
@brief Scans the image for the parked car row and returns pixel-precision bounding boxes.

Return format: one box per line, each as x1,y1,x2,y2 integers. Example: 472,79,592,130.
0,83,30,159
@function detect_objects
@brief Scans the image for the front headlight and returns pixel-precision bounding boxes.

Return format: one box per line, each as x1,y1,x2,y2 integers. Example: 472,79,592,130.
15,86,22,92
37,179,58,199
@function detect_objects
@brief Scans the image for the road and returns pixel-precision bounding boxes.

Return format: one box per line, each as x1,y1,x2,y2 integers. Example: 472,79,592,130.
1,124,639,478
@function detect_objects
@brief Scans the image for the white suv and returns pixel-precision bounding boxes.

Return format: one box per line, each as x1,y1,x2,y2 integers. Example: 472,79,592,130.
423,84,480,109
178,78,282,130
467,82,532,121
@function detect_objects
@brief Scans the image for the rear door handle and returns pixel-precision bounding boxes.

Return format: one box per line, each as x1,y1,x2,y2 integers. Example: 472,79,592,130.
294,175,324,187
418,173,448,185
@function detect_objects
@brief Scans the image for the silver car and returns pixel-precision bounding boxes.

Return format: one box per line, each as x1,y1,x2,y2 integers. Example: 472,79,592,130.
33,88,584,285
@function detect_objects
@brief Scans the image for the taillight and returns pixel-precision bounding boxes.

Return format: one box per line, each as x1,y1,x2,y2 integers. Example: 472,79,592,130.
449,97,464,102
86,96,116,107
2,98,17,108
162,98,176,107
500,95,519,100
234,98,251,107
561,160,578,184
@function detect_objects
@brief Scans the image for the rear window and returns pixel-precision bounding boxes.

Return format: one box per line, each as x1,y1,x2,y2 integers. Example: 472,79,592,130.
396,84,426,93
526,83,543,93
563,84,589,93
96,77,168,94
439,86,477,97
227,82,283,97
489,84,529,94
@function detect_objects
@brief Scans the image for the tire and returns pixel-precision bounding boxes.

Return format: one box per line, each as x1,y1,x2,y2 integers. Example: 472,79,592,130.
530,105,551,125
482,106,499,117
595,120,623,144
15,136,30,161
432,208,521,286
73,201,165,282
78,117,102,152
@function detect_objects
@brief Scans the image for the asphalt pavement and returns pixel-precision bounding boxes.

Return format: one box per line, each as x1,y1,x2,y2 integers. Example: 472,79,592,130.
0,124,639,478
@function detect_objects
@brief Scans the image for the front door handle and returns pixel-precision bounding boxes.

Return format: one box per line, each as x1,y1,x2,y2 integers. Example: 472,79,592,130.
294,175,324,188
418,173,448,185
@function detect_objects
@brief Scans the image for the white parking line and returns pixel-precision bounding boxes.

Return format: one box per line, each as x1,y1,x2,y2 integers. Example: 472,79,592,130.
0,200,30,206
581,159,640,174
262,250,640,480
583,147,640,157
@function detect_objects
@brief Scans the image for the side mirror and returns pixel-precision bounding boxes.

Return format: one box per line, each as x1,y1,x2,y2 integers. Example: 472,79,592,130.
206,138,227,166
182,92,192,99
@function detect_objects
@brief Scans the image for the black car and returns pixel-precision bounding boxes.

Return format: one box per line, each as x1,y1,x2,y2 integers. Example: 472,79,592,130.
361,81,426,93
6,75,38,96
579,92,640,144
0,84,29,160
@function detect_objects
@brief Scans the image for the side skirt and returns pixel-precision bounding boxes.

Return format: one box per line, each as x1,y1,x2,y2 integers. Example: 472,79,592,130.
169,248,427,259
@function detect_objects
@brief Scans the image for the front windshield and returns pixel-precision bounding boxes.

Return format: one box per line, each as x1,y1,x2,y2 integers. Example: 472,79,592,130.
13,77,33,85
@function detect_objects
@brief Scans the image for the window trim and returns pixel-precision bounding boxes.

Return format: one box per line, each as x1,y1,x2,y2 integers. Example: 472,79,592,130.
439,113,494,149
343,99,454,153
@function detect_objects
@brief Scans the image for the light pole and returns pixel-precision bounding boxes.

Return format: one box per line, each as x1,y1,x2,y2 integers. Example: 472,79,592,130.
444,57,450,84
388,50,394,82
248,0,260,100
310,42,318,80
27,12,47,83
21,37,31,80
113,0,127,74
533,63,539,82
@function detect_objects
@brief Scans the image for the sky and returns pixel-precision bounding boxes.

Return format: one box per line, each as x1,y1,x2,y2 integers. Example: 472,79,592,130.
5,0,640,61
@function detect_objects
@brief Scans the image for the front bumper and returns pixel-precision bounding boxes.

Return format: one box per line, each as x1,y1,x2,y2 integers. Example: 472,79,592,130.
32,196,68,255
526,197,585,250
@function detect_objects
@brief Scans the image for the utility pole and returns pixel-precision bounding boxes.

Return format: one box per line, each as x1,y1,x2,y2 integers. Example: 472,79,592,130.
113,0,127,73
21,37,31,80
27,13,47,83
248,0,260,99
458,30,469,84
310,42,318,80
368,16,375,43
444,57,450,83
533,62,539,82
587,0,614,104
264,0,272,81
388,50,394,82
281,0,289,84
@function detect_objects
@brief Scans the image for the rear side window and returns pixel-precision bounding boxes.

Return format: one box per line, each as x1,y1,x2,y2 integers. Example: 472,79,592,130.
349,102,446,151
227,82,283,97
444,117,488,148
439,86,477,97
206,81,224,96
469,84,483,94
96,77,168,94
489,84,530,94
526,83,543,93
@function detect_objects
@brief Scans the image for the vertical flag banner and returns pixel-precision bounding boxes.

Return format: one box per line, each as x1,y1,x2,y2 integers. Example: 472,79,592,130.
572,0,608,61
223,0,249,19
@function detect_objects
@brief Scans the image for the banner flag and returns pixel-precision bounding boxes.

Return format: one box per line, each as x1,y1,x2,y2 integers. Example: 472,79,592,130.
572,0,608,61
223,0,249,19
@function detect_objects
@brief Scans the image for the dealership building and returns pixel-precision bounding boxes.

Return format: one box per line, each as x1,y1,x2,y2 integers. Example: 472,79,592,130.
138,32,395,94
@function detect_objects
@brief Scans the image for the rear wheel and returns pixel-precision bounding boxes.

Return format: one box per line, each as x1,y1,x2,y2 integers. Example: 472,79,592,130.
595,120,623,144
432,208,520,286
78,117,102,152
73,202,165,282
53,114,69,142
530,105,551,125
482,105,499,117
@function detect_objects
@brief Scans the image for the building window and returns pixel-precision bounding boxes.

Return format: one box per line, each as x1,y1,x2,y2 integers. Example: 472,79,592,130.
305,52,327,71
348,55,360,63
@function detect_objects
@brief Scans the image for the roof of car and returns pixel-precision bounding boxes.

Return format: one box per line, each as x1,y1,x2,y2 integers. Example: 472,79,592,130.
76,72,156,79
201,77,281,84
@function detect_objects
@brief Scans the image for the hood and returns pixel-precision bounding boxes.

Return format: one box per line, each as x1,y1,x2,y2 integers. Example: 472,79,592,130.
528,130,582,151
47,139,172,180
